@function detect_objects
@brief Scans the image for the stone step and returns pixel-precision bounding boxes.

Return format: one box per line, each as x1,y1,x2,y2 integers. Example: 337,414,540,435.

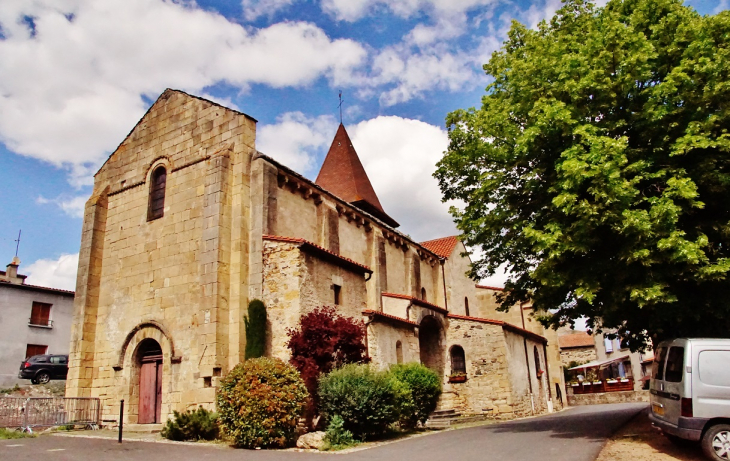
120,423,163,433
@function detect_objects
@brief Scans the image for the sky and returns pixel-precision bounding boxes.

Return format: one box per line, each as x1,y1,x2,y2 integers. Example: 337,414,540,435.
0,0,723,292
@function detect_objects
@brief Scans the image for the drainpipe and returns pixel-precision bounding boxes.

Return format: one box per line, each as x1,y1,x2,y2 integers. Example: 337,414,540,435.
364,316,374,360
520,302,534,415
543,342,554,412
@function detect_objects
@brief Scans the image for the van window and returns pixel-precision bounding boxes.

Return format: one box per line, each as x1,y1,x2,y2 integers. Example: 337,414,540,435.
699,351,730,387
665,347,685,383
653,347,667,380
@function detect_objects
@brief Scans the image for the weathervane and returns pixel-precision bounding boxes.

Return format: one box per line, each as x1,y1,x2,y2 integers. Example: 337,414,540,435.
338,91,343,124
14,229,21,258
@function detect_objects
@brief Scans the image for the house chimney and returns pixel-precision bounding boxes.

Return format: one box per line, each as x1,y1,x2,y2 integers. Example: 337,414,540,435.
2,256,25,284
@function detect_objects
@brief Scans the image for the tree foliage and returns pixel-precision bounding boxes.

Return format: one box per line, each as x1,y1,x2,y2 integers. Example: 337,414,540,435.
286,306,369,410
435,0,730,348
244,299,266,359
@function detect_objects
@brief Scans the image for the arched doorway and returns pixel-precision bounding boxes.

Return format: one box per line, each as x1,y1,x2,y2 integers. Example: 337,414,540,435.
419,316,443,374
137,338,163,424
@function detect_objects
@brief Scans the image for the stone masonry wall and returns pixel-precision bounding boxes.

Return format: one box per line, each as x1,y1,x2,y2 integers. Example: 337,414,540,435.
560,347,598,367
66,90,257,423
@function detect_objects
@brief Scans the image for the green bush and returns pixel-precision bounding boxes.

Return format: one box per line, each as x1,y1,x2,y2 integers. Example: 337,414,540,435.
244,299,267,359
318,364,411,440
322,415,356,450
161,407,218,441
216,357,308,449
390,363,442,428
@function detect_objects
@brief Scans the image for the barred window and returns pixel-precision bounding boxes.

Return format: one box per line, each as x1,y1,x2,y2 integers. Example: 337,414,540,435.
148,166,167,220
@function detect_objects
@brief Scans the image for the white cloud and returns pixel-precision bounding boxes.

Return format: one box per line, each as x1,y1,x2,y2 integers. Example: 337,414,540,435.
36,195,87,218
242,0,296,21
24,253,79,291
0,0,366,184
322,0,498,22
257,112,338,175
715,0,729,14
348,116,456,241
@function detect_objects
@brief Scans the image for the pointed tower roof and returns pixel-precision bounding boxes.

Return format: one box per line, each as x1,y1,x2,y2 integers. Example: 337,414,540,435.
316,124,399,228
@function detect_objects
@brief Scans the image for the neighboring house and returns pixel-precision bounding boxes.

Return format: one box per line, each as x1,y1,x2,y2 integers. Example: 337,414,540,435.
593,332,653,391
558,331,598,367
0,257,75,387
66,89,562,425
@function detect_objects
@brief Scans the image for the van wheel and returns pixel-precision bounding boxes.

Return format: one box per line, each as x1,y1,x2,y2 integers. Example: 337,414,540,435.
702,424,730,460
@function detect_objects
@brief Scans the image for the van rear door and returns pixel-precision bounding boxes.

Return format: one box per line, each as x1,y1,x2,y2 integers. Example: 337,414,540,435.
694,348,730,418
651,344,686,426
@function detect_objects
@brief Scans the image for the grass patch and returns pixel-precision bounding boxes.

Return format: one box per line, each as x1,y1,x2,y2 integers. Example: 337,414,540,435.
0,428,35,439
0,384,21,394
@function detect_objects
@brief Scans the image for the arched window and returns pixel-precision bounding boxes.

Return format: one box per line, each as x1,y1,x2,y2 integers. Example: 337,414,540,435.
464,297,470,316
148,166,167,220
421,287,427,301
534,346,542,377
396,341,403,365
450,345,466,375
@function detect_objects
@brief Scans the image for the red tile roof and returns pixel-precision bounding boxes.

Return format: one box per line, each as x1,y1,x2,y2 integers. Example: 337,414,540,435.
0,280,75,295
381,292,448,314
315,124,399,228
362,310,418,328
476,284,504,291
558,332,595,349
447,313,548,344
419,236,460,259
263,235,372,275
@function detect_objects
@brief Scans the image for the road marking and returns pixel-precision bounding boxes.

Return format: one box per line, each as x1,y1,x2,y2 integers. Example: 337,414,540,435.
5,444,24,447
47,449,66,452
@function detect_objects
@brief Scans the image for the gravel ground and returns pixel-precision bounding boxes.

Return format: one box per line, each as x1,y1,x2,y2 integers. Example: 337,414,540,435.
596,408,705,461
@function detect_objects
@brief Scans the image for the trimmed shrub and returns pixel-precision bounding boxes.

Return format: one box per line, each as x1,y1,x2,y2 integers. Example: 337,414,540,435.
390,363,442,428
244,299,267,359
287,306,369,419
318,364,411,440
161,407,218,441
216,358,308,448
323,415,355,450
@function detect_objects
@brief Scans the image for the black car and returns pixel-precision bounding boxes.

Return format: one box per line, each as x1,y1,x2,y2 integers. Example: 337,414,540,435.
18,354,69,384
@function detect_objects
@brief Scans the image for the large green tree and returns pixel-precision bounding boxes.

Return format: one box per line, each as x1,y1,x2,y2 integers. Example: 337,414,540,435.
435,0,730,348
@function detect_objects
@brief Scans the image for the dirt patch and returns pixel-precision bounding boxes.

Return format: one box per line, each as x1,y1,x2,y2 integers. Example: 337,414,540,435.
596,408,705,461
0,382,66,398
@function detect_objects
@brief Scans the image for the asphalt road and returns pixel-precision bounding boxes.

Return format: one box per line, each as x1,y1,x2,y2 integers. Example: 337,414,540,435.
1,403,647,461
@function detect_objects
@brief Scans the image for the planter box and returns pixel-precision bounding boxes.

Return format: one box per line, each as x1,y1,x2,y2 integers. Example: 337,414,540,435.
449,375,467,383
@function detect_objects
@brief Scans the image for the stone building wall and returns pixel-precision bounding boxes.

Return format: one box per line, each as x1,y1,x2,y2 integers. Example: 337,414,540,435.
442,242,476,317
66,89,257,423
560,346,598,367
366,321,419,371
442,317,515,417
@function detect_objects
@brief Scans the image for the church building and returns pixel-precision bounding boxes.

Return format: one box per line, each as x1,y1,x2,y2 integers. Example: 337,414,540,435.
66,89,566,425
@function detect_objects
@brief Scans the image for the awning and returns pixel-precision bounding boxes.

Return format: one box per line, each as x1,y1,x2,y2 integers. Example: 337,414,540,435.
569,355,631,370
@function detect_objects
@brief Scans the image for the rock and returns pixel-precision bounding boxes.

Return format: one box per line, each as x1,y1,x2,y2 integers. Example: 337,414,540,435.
296,431,326,449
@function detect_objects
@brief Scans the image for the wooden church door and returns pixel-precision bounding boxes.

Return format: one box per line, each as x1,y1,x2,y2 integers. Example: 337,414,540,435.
138,343,163,424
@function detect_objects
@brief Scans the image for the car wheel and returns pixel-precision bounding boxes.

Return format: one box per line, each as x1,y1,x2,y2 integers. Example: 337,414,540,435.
31,378,39,384
36,371,51,384
702,424,730,460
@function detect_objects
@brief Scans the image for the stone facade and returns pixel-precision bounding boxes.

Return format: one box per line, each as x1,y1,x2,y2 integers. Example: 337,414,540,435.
560,347,598,367
67,89,563,424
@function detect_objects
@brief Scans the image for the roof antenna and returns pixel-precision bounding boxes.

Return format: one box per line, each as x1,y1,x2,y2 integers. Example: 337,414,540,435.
338,90,343,125
14,229,21,258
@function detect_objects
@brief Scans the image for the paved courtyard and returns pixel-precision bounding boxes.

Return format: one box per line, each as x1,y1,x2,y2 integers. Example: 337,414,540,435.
1,403,647,461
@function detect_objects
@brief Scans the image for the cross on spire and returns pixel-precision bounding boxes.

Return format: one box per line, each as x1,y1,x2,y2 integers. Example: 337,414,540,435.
338,90,343,124
14,229,21,258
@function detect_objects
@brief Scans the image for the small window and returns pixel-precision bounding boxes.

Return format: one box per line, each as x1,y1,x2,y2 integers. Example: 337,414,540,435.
534,346,542,376
464,297,469,317
396,341,403,365
604,337,614,353
664,347,685,383
148,166,167,221
450,345,466,374
653,346,668,380
50,356,62,364
333,284,341,305
421,287,427,301
29,301,52,326
26,344,47,359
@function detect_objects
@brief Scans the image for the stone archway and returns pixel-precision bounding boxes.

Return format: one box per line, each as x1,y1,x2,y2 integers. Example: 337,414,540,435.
419,316,444,375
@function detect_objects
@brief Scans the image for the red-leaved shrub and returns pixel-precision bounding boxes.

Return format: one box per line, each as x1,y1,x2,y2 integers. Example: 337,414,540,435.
286,307,369,419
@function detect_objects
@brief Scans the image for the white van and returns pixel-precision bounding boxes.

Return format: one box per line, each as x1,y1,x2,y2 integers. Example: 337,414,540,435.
650,338,730,461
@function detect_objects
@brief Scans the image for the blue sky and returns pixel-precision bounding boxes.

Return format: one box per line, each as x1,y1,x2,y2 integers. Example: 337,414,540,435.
0,0,723,290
